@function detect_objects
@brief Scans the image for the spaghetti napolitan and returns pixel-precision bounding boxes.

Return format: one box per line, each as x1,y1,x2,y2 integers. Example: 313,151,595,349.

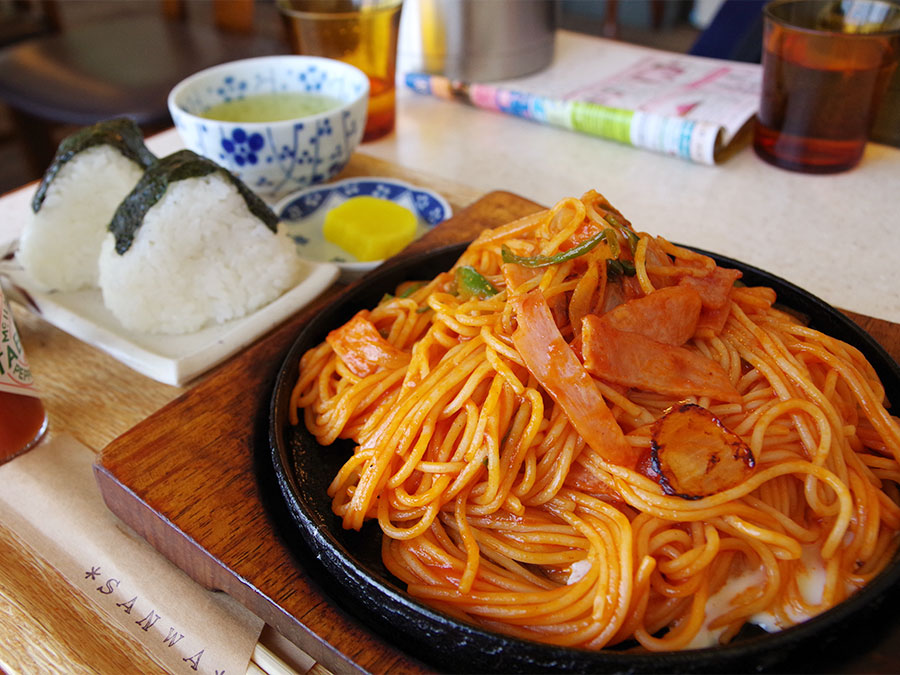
290,191,900,650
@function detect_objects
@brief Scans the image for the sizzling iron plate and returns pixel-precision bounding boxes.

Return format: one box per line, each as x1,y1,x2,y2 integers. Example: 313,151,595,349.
265,243,900,673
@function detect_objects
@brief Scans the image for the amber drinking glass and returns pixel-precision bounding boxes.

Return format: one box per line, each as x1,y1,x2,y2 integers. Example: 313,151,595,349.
753,0,900,173
278,0,403,143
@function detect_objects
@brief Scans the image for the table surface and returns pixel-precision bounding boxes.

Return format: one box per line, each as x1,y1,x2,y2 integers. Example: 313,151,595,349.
2,29,900,675
379,30,900,326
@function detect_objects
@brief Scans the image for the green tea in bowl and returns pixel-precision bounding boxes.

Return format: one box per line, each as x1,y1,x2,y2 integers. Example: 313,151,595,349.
168,55,370,201
200,92,343,123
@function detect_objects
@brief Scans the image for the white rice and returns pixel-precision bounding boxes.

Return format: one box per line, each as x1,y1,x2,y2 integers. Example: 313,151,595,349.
97,172,302,335
18,145,146,292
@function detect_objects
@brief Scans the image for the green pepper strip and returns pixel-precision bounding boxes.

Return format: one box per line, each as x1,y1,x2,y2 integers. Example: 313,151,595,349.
607,259,636,277
501,227,619,268
456,266,498,299
382,282,426,305
399,282,425,298
604,213,640,257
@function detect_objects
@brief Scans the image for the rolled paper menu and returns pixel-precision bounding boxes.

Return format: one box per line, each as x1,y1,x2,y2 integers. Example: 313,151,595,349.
406,72,729,165
0,287,47,463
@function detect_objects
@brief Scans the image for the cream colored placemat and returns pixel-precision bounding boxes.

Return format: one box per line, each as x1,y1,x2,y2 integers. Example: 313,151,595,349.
0,433,265,674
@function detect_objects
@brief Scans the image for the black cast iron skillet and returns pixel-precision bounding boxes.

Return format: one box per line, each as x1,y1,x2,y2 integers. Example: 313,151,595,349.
265,242,900,673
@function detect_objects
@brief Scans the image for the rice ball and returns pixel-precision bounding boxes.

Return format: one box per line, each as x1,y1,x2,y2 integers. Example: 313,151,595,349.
18,145,148,292
98,158,302,335
17,119,156,292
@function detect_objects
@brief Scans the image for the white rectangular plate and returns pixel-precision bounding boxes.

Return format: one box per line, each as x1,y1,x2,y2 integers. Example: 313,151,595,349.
4,261,338,386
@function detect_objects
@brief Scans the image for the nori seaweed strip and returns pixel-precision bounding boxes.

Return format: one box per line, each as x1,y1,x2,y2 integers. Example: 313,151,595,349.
32,117,157,213
109,150,279,255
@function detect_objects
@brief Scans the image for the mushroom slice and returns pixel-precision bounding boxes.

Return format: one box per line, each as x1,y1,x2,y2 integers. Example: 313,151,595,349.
650,403,755,499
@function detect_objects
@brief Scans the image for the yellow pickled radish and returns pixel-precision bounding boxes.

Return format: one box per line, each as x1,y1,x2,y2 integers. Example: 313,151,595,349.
323,196,418,262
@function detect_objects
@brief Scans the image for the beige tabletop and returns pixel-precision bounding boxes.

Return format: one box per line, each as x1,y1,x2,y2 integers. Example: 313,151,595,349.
3,28,900,674
377,30,900,325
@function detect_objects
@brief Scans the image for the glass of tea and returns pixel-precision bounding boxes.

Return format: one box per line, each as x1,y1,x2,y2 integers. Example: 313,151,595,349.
0,290,47,464
277,0,403,143
753,0,900,173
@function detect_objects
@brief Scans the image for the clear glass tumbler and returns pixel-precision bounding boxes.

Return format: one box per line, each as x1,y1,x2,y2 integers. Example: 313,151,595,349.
753,0,900,173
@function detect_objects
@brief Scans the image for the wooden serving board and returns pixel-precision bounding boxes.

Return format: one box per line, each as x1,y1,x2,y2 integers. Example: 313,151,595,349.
94,191,900,674
94,190,545,674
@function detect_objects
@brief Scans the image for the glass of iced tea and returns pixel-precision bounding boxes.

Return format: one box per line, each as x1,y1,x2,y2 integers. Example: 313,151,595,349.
277,0,403,143
753,0,900,173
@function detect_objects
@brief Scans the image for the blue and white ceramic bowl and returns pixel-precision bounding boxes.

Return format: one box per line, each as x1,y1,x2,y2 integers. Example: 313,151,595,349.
275,177,453,281
168,55,369,202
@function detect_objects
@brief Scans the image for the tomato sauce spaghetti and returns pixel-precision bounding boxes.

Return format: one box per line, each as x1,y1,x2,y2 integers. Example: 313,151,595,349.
290,191,900,650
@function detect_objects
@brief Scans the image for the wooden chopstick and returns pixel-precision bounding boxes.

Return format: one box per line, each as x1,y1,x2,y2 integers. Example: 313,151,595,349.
249,642,302,675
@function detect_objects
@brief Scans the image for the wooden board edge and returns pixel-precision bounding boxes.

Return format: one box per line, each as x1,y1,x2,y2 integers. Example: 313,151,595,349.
92,461,379,675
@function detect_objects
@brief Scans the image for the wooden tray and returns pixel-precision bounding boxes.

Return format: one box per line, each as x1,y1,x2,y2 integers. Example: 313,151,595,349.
94,191,544,674
94,191,900,674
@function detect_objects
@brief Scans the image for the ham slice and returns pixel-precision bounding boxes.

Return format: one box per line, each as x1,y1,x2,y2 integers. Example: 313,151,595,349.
326,311,410,378
694,303,732,338
563,461,626,502
582,315,741,402
512,290,636,468
501,262,541,291
602,286,702,346
677,264,742,310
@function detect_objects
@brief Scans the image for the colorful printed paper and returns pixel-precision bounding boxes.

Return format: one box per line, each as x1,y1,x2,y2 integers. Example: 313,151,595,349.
406,53,762,165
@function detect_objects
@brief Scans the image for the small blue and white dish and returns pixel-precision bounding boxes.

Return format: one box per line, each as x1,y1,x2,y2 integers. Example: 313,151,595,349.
168,55,369,202
275,177,453,281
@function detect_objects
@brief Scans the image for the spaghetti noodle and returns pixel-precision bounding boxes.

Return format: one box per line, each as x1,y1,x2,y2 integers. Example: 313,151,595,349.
290,191,900,650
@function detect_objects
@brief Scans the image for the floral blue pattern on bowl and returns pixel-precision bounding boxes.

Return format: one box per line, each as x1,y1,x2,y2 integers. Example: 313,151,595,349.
275,177,453,281
168,56,369,202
